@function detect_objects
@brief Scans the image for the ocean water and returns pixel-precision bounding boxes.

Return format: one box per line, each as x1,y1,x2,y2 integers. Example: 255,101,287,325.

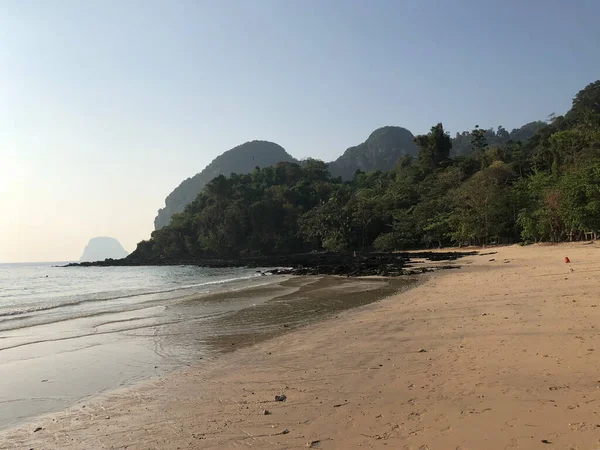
0,262,276,428
0,262,269,336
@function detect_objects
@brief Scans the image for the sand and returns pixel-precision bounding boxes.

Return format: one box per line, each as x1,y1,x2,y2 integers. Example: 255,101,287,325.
3,243,600,449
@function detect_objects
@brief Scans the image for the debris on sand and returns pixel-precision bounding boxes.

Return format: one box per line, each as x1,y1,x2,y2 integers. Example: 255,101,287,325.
333,402,349,408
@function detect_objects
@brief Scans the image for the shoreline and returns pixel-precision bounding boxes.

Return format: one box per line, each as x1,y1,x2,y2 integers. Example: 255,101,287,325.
0,275,414,433
4,243,600,449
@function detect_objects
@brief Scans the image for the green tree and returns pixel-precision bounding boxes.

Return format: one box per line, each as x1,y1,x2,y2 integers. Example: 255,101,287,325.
125,79,600,263
414,123,452,171
470,125,488,154
449,162,514,245
557,160,600,240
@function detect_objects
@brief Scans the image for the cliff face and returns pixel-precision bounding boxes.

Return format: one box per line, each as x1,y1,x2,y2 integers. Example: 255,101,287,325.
154,141,296,229
79,237,128,262
328,126,418,180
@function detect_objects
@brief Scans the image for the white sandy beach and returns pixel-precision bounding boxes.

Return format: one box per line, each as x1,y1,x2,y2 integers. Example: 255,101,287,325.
3,243,600,449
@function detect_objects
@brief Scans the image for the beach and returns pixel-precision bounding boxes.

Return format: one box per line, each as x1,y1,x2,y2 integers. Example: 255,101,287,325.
3,243,600,449
0,266,411,431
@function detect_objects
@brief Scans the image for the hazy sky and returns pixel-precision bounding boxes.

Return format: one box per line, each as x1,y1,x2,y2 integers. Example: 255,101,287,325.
1,0,599,262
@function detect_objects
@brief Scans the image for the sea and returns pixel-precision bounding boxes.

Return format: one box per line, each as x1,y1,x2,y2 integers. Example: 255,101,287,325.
0,262,406,430
0,262,278,429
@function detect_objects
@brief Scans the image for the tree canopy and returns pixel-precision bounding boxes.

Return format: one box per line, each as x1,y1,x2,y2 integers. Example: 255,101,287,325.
129,80,600,262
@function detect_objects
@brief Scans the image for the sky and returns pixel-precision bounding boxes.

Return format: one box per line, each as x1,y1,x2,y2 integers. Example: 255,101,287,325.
1,0,599,262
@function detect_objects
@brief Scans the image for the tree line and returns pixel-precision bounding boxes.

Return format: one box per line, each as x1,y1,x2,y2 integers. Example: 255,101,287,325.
130,80,600,261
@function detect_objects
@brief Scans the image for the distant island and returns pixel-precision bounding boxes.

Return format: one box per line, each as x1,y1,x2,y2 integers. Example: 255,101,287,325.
79,237,129,262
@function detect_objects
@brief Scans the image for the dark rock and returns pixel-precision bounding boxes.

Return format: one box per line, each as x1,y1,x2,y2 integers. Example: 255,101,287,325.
263,410,271,415
33,427,43,433
275,394,287,402
65,251,477,279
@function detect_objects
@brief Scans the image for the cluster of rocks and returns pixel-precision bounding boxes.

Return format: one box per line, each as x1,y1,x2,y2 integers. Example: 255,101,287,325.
263,260,463,277
67,250,475,277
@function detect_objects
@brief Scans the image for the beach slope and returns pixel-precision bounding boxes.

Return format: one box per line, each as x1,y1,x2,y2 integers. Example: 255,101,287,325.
3,243,600,449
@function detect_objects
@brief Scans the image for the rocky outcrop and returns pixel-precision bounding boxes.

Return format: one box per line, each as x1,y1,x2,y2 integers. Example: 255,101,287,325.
79,237,128,262
68,251,477,277
153,128,422,228
154,141,296,229
328,127,418,180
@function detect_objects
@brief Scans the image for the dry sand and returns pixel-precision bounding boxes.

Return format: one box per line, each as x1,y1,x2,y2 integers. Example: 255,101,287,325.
3,243,600,449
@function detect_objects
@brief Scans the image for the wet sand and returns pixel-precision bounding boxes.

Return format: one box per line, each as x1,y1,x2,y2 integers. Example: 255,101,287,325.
202,276,415,354
3,243,600,449
0,275,413,433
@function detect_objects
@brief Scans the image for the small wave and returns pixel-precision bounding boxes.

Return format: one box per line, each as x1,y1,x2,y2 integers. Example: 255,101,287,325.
0,273,263,320
0,308,231,353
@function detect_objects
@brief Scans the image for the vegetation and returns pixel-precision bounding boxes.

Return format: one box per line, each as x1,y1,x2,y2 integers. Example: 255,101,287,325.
154,141,297,229
131,81,600,262
327,126,418,179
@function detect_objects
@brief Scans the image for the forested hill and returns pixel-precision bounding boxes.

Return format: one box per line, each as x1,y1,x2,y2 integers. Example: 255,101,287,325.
154,125,542,230
130,80,600,263
154,141,296,229
451,121,547,156
328,126,418,180
154,127,418,229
